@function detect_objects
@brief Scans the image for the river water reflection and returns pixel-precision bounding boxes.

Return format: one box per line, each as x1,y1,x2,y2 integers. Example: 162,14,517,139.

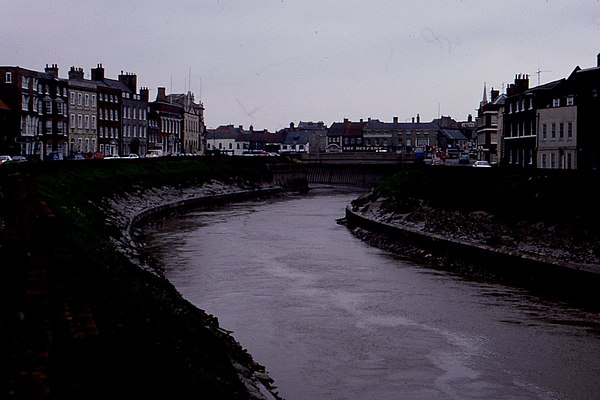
143,186,600,400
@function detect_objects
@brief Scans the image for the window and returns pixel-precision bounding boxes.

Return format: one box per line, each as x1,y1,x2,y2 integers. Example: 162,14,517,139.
77,93,82,106
559,123,564,139
550,153,556,168
551,123,556,139
77,115,83,129
22,76,29,89
567,153,572,169
567,122,573,138
541,153,547,168
45,100,52,114
553,98,560,107
85,115,90,129
46,120,52,134
71,92,76,105
22,95,29,111
542,124,547,139
567,96,574,106
70,114,75,128
91,95,96,107
85,94,89,107
5,72,12,83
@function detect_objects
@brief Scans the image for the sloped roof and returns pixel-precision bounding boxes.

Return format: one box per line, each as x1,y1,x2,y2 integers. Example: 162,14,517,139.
491,93,506,105
440,129,467,140
327,122,346,136
344,121,367,137
239,131,285,143
282,131,311,145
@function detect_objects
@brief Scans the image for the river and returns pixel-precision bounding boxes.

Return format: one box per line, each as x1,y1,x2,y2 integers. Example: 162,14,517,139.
142,186,600,400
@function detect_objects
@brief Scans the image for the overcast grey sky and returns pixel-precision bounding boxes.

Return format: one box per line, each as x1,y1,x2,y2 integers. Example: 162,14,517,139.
4,0,600,130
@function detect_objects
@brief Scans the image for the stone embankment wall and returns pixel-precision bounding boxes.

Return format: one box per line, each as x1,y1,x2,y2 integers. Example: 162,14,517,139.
345,200,600,278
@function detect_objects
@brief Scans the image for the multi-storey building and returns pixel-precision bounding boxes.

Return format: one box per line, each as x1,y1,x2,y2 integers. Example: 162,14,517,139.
476,87,505,163
67,67,98,156
363,118,401,152
165,91,205,155
326,119,367,152
90,65,122,156
148,87,182,155
117,72,148,156
0,64,68,159
206,125,246,155
564,55,600,170
279,121,328,155
501,74,563,168
500,53,600,170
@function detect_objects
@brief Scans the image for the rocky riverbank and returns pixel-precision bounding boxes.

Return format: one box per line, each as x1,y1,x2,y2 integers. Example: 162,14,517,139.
346,191,600,277
98,180,286,399
351,193,600,273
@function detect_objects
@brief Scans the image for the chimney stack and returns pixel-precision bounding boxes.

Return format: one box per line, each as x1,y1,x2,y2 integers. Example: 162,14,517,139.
156,87,167,102
91,64,105,81
393,116,398,124
140,87,149,102
118,71,138,93
491,88,500,102
597,52,600,67
68,66,84,80
416,114,420,123
45,64,59,78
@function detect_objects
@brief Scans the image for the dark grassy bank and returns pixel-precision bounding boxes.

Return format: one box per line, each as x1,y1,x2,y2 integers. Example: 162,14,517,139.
0,157,287,399
366,165,600,237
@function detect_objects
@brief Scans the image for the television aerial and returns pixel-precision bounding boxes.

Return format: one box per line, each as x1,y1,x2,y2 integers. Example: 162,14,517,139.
533,67,552,85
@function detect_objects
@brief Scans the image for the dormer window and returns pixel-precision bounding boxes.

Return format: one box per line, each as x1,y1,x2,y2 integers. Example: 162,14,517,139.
553,98,560,107
566,96,574,106
5,72,12,83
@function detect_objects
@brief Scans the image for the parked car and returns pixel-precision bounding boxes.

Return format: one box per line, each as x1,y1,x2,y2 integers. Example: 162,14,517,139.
126,153,140,159
13,155,28,162
431,157,445,166
46,152,64,161
473,160,492,168
0,155,13,165
145,149,163,158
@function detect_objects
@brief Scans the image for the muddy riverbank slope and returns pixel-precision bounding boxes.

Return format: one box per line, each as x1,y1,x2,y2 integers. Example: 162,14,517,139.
0,157,302,399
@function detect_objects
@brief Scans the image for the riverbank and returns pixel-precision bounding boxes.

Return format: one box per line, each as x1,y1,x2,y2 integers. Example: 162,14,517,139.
0,158,295,399
342,167,600,308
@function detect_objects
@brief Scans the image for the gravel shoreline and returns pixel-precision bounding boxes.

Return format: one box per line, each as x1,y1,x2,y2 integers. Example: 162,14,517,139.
347,194,600,276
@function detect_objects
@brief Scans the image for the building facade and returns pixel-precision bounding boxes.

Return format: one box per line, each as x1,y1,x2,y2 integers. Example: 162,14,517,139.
0,64,69,159
476,87,505,164
67,67,98,156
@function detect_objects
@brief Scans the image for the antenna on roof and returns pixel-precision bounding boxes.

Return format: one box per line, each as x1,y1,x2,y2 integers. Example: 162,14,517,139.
534,67,551,85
